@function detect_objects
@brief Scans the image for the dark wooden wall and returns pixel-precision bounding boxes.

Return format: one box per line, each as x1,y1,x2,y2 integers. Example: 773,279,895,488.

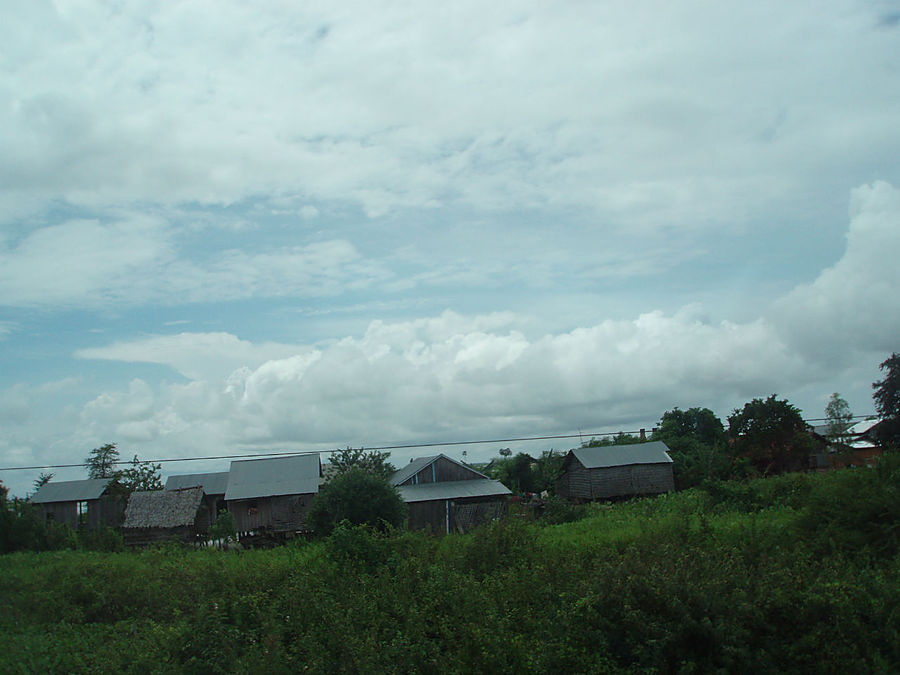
228,493,315,534
38,495,125,530
407,497,507,535
558,461,674,500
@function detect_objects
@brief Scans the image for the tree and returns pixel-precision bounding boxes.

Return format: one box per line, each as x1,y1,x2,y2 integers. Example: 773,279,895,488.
327,447,396,481
85,443,120,479
33,472,54,493
728,395,813,474
873,353,900,448
119,455,163,492
656,407,726,447
824,393,854,447
655,408,735,488
308,468,406,535
531,449,565,494
583,432,643,447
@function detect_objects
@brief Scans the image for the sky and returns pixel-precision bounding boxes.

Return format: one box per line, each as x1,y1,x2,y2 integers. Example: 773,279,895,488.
1,1,899,497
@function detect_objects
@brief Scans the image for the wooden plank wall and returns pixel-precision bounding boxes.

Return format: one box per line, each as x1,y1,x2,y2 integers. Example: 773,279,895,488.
407,500,447,534
559,461,674,500
229,493,315,534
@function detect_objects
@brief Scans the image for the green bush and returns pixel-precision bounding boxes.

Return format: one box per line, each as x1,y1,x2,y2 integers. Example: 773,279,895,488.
308,467,406,535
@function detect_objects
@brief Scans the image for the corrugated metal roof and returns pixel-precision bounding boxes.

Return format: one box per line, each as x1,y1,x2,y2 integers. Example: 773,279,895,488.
165,471,229,495
225,454,321,501
124,488,204,529
396,478,512,503
571,441,673,469
390,453,488,486
30,478,112,504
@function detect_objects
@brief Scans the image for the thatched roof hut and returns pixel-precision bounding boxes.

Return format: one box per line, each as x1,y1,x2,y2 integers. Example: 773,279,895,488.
123,488,208,545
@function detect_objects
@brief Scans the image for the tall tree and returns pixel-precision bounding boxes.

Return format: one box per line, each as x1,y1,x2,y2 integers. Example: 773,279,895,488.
728,395,813,475
327,447,395,481
873,353,900,448
120,455,163,492
85,443,120,479
824,393,854,447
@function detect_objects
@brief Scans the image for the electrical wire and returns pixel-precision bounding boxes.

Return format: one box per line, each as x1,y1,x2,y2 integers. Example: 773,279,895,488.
0,413,878,472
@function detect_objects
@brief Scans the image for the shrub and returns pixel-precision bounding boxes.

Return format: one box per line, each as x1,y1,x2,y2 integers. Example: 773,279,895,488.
308,468,406,536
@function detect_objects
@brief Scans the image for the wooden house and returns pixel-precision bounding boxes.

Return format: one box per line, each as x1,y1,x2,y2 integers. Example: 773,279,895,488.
224,454,321,536
165,471,229,526
123,488,208,546
391,455,511,534
556,441,675,501
30,478,125,529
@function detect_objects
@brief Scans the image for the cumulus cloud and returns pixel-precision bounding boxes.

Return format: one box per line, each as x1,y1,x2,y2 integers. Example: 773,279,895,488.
66,175,900,461
70,309,808,459
773,181,900,359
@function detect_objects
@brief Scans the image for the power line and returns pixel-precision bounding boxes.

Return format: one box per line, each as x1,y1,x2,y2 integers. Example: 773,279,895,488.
0,413,879,473
1,429,637,472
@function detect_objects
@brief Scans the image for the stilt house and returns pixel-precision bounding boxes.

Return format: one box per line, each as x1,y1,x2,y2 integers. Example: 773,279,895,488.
225,454,322,536
30,478,124,529
556,441,675,501
391,454,511,534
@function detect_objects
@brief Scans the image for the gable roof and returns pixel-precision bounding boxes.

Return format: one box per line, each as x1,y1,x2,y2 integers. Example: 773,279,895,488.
165,471,229,495
570,441,673,469
225,453,321,501
124,488,204,529
396,478,512,503
31,478,112,504
390,454,488,487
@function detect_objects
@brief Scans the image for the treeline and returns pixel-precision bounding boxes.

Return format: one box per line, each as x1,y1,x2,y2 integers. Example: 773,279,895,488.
3,461,900,672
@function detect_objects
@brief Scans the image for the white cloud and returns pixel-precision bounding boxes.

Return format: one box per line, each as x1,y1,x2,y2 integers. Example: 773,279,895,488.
773,181,900,359
76,333,311,381
0,218,390,307
2,2,896,225
70,308,805,458
0,215,173,306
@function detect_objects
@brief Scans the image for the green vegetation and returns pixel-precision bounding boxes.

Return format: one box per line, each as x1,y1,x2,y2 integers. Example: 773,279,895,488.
3,462,900,673
873,352,900,448
308,467,407,535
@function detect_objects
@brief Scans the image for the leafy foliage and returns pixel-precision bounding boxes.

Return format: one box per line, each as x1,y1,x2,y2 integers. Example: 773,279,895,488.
728,395,814,474
4,468,900,673
655,407,737,489
84,444,162,494
118,454,163,492
84,443,120,480
482,449,564,495
208,509,237,543
308,467,406,535
873,353,900,448
327,446,395,480
32,473,54,493
825,392,854,446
